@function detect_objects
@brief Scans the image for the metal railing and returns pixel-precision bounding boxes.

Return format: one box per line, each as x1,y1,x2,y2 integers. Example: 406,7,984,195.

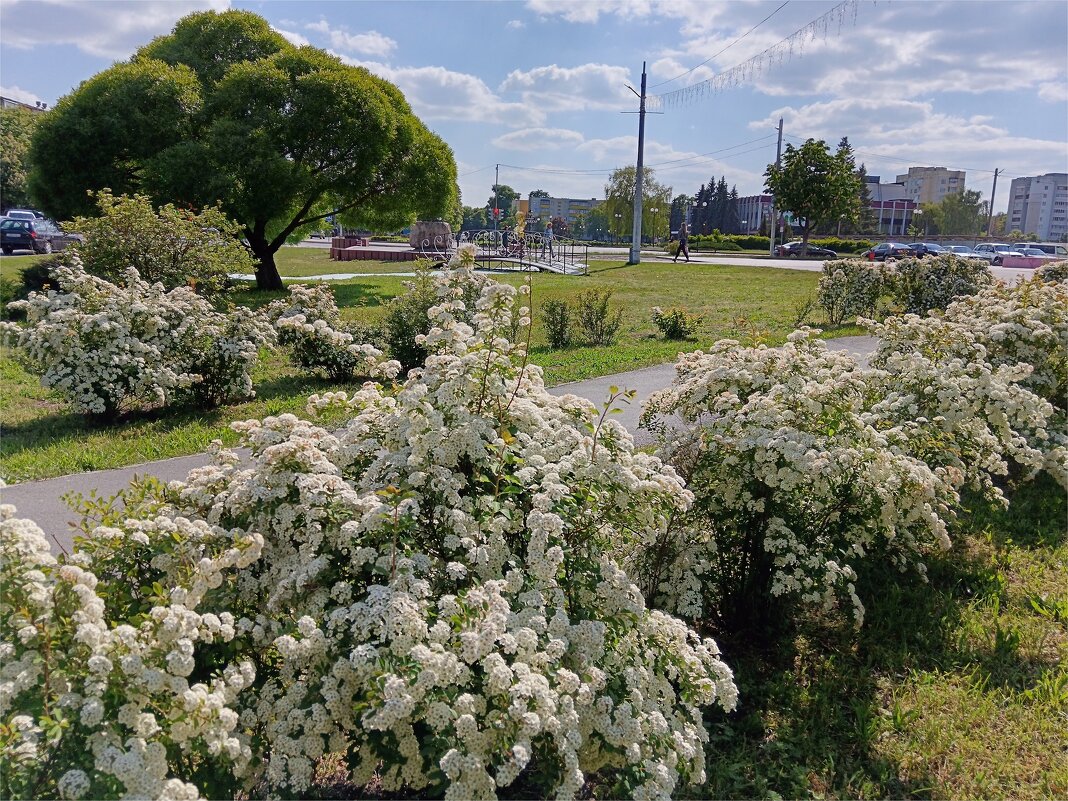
453,229,589,275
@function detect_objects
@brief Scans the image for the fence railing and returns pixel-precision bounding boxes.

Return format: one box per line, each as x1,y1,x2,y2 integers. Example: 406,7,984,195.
453,230,589,275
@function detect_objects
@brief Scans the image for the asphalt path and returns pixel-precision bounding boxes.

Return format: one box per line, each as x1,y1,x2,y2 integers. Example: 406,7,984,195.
3,335,879,556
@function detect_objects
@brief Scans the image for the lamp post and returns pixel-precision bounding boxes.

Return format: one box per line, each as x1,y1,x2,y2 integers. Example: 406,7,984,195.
614,213,622,245
650,207,659,244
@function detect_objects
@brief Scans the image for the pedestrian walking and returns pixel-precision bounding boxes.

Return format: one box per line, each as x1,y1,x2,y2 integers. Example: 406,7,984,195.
544,220,555,260
673,222,690,262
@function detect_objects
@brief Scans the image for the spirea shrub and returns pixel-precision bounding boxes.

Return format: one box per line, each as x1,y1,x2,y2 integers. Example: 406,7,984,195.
863,280,1068,493
575,289,624,346
269,284,399,381
638,329,958,629
4,264,738,800
651,306,702,340
0,260,272,417
541,298,573,349
384,247,486,370
0,501,263,801
886,254,991,315
816,258,885,325
1036,259,1068,283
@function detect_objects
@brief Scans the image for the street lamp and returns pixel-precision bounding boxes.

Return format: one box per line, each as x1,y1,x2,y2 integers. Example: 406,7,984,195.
650,207,659,244
614,212,622,245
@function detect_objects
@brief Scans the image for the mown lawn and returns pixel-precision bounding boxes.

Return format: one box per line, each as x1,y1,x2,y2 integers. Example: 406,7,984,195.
2,255,851,482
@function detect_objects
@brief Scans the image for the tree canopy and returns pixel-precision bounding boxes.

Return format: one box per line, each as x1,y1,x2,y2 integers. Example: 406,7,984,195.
29,10,458,289
603,166,672,240
0,106,44,211
764,137,862,253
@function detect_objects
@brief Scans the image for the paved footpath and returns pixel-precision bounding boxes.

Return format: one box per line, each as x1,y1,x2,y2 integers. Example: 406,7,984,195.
3,336,878,555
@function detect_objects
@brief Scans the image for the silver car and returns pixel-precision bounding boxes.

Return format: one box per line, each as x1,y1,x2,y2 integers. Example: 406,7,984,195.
971,243,1025,266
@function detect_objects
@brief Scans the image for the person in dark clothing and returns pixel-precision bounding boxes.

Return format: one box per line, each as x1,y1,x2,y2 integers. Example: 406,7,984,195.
673,222,690,262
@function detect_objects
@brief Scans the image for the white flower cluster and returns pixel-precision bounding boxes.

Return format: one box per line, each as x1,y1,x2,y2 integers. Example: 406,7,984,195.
0,259,272,416
1035,259,1068,283
639,329,958,627
888,254,992,315
817,259,884,325
4,264,737,800
864,277,1068,492
268,284,400,381
0,501,263,800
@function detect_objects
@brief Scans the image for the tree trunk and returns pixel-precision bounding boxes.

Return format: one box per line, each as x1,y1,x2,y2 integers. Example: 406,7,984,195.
246,229,284,291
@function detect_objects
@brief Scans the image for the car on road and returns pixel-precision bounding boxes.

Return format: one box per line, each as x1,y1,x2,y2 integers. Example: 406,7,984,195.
971,243,1025,265
774,240,838,258
1019,242,1068,257
864,242,913,261
0,218,81,255
907,242,947,258
3,208,45,221
944,245,976,255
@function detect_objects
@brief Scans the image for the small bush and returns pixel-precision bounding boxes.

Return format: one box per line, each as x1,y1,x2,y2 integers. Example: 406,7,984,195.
817,258,885,325
652,306,702,339
67,189,254,296
575,288,624,346
1,258,272,418
888,254,992,315
541,298,572,349
1036,259,1068,283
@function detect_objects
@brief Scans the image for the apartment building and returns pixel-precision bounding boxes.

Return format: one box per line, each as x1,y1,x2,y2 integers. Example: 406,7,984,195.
1006,173,1068,241
895,166,966,205
527,195,603,227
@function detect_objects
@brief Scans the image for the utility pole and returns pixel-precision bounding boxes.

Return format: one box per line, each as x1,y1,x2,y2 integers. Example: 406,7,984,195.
768,117,783,256
628,62,647,265
986,168,999,237
493,164,499,235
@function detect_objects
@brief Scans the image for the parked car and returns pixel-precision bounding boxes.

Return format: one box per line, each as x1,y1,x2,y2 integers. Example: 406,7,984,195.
863,242,913,261
775,240,838,258
1018,242,1068,257
3,208,45,221
1017,247,1049,257
971,243,1025,265
907,242,947,258
945,245,976,255
0,218,81,255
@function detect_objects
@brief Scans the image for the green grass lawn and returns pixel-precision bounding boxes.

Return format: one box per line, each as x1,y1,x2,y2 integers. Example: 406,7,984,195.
2,256,855,483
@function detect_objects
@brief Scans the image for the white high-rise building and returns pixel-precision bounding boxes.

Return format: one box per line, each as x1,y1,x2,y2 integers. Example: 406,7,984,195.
895,166,966,205
1006,173,1068,241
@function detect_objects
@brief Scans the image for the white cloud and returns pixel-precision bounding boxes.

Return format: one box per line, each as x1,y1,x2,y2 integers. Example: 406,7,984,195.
335,54,543,128
0,0,229,59
492,128,585,150
499,63,634,111
525,0,730,30
1038,81,1068,103
506,19,525,30
0,84,45,106
273,27,309,47
305,19,396,57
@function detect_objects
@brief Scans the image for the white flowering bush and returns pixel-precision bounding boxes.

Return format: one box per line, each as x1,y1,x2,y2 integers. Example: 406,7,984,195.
638,329,958,629
1,260,272,417
816,258,885,325
268,284,400,382
1036,259,1068,283
863,280,1068,493
4,264,738,800
886,254,992,315
0,500,262,800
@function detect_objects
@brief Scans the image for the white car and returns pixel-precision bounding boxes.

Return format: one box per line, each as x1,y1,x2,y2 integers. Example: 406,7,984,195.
971,243,1025,265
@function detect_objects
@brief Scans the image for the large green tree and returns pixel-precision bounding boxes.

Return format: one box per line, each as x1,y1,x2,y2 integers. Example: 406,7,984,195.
603,165,671,240
764,137,862,255
0,106,44,211
28,10,457,290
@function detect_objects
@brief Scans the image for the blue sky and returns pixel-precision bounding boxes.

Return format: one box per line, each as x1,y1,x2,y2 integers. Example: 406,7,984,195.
2,0,1066,213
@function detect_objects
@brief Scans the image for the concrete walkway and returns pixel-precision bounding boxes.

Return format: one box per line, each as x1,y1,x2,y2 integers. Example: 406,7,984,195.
4,336,878,555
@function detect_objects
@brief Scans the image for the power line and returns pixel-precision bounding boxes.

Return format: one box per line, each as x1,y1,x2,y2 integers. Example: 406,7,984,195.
782,132,1011,177
649,1,791,89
